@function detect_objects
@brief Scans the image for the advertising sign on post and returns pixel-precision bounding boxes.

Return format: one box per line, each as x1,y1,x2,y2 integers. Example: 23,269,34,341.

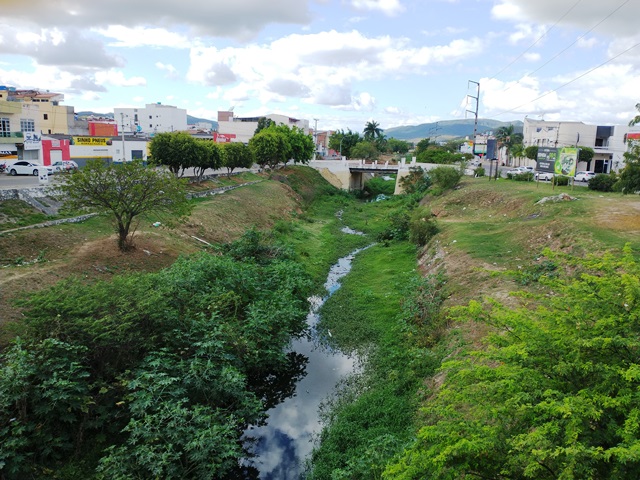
555,147,579,177
536,147,557,173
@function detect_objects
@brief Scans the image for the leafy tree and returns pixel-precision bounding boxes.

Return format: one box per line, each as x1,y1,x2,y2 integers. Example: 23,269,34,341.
578,146,595,166
249,129,290,170
350,141,380,161
221,142,254,176
614,140,640,193
399,166,432,195
628,102,640,127
363,120,383,141
271,124,315,165
59,159,191,251
329,129,361,158
416,148,461,165
524,145,539,161
386,138,410,154
255,117,276,135
415,138,434,156
192,140,223,183
149,132,201,177
385,246,640,479
495,124,523,165
441,139,464,154
427,166,462,191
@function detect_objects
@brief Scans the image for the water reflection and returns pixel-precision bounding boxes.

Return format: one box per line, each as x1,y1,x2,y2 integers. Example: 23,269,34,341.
242,245,371,478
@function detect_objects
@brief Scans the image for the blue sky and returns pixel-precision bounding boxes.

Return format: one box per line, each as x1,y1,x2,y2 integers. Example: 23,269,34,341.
0,0,638,134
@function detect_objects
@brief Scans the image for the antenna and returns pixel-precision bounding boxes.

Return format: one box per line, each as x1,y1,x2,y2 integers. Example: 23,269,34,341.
467,80,480,156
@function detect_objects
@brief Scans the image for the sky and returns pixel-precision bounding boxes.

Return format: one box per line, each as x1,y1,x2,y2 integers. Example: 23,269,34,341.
0,0,639,134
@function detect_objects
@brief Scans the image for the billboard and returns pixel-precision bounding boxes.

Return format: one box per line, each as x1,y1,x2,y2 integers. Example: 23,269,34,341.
555,147,579,176
536,146,579,176
73,136,112,146
23,132,42,150
536,147,557,173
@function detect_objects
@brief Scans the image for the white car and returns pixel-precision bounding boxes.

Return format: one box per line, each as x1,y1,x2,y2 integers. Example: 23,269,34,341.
6,161,54,176
575,171,596,182
51,160,79,173
506,166,534,175
535,171,554,181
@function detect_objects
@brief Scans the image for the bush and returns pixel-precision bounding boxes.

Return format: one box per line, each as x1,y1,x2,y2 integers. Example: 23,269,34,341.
553,175,570,186
427,166,462,191
399,167,431,195
409,211,438,247
474,167,485,177
513,172,534,182
588,173,616,192
377,211,410,242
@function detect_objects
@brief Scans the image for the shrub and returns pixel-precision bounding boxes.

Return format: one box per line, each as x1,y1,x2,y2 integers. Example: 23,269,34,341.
409,210,438,247
474,167,485,177
553,175,570,186
399,167,431,195
377,211,410,242
427,166,462,191
588,173,616,192
513,172,534,182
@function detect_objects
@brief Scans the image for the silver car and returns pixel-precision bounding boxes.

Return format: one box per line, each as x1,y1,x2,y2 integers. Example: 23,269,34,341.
6,161,54,176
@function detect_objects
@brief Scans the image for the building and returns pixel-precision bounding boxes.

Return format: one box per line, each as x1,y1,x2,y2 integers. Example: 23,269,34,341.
522,118,634,174
115,103,188,137
216,110,310,144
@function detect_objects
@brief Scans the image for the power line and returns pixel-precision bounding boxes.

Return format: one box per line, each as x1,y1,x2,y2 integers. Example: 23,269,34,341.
502,0,631,92
493,40,640,118
490,0,583,80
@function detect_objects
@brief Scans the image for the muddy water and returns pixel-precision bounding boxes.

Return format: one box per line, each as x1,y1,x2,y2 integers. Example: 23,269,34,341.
243,245,372,479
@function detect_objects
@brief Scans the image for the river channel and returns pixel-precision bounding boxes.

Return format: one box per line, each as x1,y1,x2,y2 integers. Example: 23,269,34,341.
242,244,372,478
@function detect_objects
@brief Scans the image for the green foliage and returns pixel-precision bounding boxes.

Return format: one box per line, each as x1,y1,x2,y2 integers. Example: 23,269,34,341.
363,176,396,197
427,166,462,191
385,246,640,479
376,211,410,243
328,129,362,159
416,148,461,164
474,166,485,177
254,117,275,134
148,132,200,176
553,175,570,186
414,138,433,156
578,146,595,164
221,142,255,175
588,173,617,192
249,129,290,169
512,171,534,181
58,159,191,251
386,138,410,154
363,120,383,141
350,141,380,161
408,208,438,247
614,141,640,194
1,242,313,478
271,124,315,165
399,167,431,195
524,145,539,160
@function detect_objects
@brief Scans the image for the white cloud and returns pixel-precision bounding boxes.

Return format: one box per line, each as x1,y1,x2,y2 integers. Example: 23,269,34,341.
95,70,147,87
350,0,405,16
96,26,191,49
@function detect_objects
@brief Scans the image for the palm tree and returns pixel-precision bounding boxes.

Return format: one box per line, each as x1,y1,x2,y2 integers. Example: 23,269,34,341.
363,120,383,141
495,125,522,166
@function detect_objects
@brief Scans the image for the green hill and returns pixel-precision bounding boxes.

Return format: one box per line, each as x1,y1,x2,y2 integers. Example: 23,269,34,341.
385,118,523,141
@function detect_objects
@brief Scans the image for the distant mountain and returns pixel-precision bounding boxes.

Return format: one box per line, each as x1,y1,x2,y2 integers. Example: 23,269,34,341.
384,119,523,141
75,111,218,130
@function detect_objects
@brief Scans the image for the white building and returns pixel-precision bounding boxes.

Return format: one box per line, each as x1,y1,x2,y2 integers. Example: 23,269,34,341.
216,110,310,144
114,103,188,136
523,118,633,174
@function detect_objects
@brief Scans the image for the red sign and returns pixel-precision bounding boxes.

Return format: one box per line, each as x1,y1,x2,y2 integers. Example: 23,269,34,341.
213,132,236,143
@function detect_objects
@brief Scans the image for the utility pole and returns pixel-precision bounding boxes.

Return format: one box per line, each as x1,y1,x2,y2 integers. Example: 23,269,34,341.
313,118,319,160
467,80,480,158
120,112,125,163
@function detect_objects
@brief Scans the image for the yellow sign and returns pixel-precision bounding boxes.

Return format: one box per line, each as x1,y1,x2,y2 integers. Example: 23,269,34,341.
73,136,111,146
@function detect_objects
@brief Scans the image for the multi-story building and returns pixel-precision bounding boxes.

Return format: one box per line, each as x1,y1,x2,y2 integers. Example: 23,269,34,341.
522,118,634,173
115,103,188,136
216,110,310,144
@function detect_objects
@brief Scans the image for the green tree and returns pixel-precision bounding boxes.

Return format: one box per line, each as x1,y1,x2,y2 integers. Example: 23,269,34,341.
386,138,410,154
328,129,362,158
578,146,595,166
363,120,383,141
249,129,290,170
628,102,640,127
427,166,462,191
221,142,254,176
59,159,191,251
149,132,200,177
192,140,223,183
271,124,315,165
399,166,432,195
415,138,433,156
255,117,276,134
524,145,539,161
495,124,523,165
350,141,380,161
615,140,640,193
385,246,640,479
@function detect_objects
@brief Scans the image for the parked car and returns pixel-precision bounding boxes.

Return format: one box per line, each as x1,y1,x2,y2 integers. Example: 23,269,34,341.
52,160,79,173
535,171,554,181
6,161,54,176
506,166,534,175
574,171,596,182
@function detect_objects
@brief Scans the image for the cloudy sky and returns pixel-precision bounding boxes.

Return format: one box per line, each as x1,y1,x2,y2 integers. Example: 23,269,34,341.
0,0,638,133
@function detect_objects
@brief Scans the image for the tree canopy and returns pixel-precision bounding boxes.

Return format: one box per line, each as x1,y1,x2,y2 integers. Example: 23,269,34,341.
221,142,254,176
59,159,191,251
328,129,362,159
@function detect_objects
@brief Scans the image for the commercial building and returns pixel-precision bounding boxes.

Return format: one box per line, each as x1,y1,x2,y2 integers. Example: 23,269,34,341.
216,110,310,144
522,118,635,173
115,103,188,137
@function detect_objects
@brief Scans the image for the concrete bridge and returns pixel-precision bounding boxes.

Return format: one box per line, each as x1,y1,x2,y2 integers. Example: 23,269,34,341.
308,158,461,194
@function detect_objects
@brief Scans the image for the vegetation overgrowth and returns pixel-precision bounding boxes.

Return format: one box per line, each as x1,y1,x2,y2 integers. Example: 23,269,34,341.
1,165,640,479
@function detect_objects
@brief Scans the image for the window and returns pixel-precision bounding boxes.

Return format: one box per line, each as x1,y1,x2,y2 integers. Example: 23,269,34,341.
20,119,35,132
149,124,153,128
43,113,48,120
0,117,10,137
